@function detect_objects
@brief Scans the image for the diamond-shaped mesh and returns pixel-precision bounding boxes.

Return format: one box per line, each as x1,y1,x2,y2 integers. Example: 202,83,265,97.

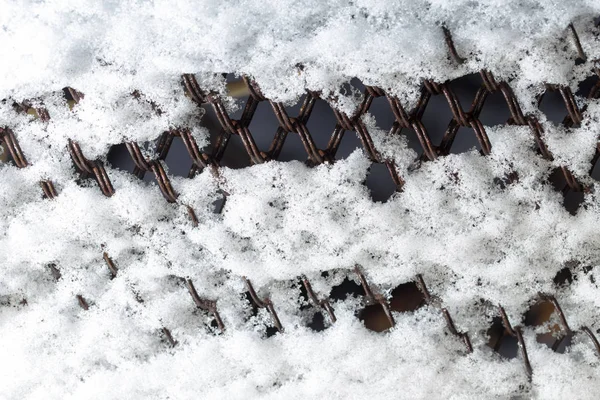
2,22,600,381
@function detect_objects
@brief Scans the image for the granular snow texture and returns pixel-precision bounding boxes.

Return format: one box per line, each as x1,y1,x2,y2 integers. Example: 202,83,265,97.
1,1,600,399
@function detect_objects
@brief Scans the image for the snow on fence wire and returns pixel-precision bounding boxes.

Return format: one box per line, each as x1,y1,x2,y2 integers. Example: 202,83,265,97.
1,23,600,384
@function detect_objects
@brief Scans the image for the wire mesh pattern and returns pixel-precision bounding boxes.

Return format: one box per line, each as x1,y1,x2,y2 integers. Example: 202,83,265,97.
2,23,600,382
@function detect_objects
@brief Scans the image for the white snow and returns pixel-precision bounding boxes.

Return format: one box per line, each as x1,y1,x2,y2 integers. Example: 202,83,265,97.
1,1,600,398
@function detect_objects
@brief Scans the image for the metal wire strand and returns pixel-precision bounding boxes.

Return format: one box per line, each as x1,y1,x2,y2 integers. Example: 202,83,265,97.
243,278,283,332
301,276,337,324
186,279,225,332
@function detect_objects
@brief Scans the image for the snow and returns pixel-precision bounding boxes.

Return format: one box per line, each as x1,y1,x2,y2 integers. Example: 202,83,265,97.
2,1,600,106
1,1,600,398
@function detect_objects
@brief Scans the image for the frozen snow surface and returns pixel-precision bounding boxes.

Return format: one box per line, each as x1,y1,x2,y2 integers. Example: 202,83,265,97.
2,1,600,398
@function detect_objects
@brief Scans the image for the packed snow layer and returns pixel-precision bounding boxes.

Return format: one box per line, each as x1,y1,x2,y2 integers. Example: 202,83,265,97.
2,1,600,399
2,1,600,107
2,126,600,397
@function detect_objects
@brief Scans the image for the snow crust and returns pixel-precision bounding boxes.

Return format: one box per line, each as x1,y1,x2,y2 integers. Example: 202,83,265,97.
2,1,600,398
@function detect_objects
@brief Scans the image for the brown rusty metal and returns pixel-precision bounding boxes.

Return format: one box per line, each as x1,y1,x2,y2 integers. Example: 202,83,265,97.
48,264,92,313
103,252,119,279
179,128,216,171
162,327,177,347
186,205,199,227
121,64,596,204
68,139,115,197
6,24,594,205
0,119,53,198
182,73,206,104
76,295,90,311
538,294,573,335
57,89,116,197
301,276,337,324
186,279,225,332
442,26,466,64
3,23,599,381
581,327,600,356
243,278,283,332
125,141,180,202
568,23,587,62
40,180,58,199
415,274,473,353
354,266,395,328
498,305,533,378
537,294,600,356
48,264,62,281
1,124,59,199
0,127,28,168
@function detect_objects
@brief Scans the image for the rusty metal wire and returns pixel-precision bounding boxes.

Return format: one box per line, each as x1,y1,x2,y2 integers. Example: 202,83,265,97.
355,266,395,328
2,23,600,381
76,294,90,311
0,125,58,198
0,127,28,168
301,275,337,324
47,263,88,311
48,264,89,311
162,327,177,347
244,277,284,332
103,252,119,279
68,139,116,197
2,25,596,202
416,274,473,353
498,305,533,378
185,278,225,332
537,294,600,356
